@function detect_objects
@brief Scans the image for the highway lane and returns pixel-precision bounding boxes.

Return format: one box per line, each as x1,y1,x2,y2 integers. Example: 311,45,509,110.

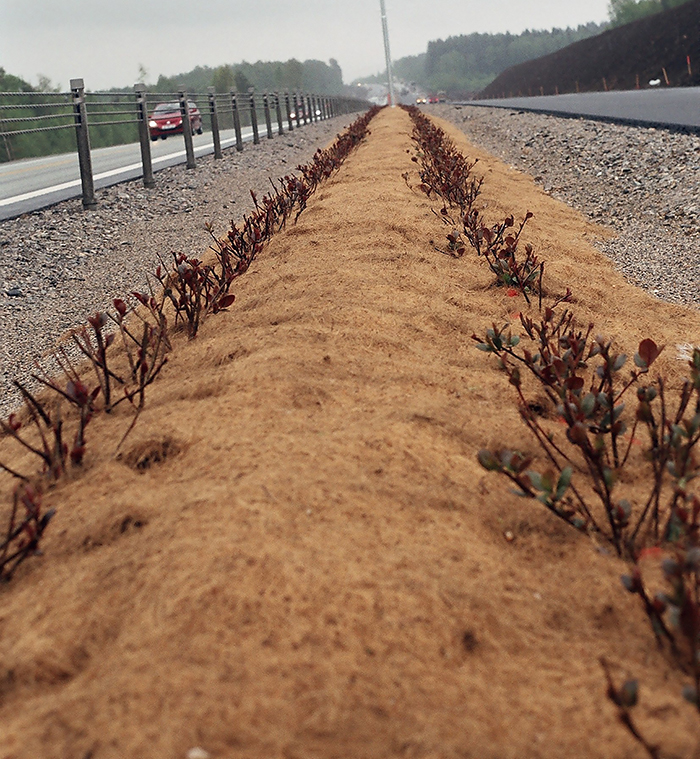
0,124,261,220
463,87,700,130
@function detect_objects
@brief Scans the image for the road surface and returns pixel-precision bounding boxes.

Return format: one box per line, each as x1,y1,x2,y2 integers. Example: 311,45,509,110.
463,87,700,130
0,125,258,220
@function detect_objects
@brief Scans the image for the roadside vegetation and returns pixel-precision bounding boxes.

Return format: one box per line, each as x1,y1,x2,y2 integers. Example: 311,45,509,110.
0,107,379,581
404,104,700,756
4,100,700,754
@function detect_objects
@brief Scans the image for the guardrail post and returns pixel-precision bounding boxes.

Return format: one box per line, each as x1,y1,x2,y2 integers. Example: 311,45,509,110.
249,89,259,145
208,87,223,159
134,83,155,188
303,94,311,125
294,93,302,128
311,95,318,122
178,86,196,169
275,93,284,135
285,92,294,132
263,93,273,139
70,78,97,210
230,91,244,151
323,97,329,120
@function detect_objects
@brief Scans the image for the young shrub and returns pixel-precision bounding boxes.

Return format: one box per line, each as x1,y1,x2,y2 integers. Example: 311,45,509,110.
472,308,700,559
404,105,548,306
601,658,661,759
0,483,54,582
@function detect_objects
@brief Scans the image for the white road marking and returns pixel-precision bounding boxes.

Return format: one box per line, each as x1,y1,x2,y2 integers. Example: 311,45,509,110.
0,136,240,208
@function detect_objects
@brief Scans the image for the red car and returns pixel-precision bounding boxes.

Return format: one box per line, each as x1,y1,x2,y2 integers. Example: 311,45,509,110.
148,101,203,141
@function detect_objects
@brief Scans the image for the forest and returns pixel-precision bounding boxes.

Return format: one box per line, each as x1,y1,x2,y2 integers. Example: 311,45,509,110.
608,0,691,26
363,0,694,97
153,58,345,97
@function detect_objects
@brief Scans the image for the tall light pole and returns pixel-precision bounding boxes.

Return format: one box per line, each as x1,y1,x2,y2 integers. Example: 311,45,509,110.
379,0,396,107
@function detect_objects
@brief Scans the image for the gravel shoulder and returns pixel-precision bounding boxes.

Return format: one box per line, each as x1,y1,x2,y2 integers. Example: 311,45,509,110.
429,102,700,304
0,116,353,415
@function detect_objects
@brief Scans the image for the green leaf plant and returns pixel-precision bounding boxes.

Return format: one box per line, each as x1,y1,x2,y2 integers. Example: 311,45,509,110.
404,103,700,745
476,308,700,729
472,306,700,560
403,105,548,306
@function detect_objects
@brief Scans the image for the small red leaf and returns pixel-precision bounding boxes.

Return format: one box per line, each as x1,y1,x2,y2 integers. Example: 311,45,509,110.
637,339,663,368
218,294,236,310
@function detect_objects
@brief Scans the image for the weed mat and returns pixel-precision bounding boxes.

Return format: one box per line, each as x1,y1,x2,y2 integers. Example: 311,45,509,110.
1,107,700,758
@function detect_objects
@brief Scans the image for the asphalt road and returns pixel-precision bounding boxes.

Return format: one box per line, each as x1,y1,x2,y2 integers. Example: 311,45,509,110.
0,125,258,221
464,87,700,130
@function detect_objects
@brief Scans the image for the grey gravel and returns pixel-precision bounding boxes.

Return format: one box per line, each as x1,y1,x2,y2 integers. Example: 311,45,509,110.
0,116,353,416
429,103,700,305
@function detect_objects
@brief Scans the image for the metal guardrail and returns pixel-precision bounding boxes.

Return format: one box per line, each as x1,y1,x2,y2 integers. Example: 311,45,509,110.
0,80,369,210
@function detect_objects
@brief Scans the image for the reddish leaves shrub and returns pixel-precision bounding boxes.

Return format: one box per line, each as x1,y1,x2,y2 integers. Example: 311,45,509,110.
0,106,382,579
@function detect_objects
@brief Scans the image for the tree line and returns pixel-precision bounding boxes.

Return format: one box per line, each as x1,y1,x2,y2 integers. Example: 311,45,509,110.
608,0,692,27
152,58,345,97
362,24,608,98
363,0,694,98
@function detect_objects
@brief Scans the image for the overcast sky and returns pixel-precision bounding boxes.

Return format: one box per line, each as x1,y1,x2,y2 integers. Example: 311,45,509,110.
1,0,611,91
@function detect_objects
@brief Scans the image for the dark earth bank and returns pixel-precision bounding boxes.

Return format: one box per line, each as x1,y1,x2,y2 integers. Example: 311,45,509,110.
481,0,700,97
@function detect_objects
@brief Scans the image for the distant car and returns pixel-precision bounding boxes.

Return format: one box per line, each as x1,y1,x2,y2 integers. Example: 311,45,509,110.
428,95,439,104
148,102,203,141
416,97,427,104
